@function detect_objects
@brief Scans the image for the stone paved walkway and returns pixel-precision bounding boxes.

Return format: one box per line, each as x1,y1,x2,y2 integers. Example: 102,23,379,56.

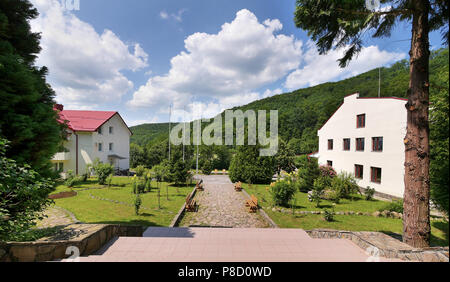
178,175,271,228
35,206,78,228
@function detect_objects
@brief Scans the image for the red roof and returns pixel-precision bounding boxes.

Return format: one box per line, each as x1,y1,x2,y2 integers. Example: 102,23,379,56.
58,110,119,132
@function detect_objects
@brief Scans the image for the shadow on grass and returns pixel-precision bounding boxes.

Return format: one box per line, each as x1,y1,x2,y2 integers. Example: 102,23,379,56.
91,220,165,227
431,221,449,246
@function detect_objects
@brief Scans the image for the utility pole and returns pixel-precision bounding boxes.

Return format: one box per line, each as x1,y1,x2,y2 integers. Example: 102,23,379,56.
168,103,172,162
183,106,185,162
196,104,201,175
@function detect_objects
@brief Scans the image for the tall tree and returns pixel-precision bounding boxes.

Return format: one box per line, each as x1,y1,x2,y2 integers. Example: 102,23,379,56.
294,0,448,247
0,0,62,177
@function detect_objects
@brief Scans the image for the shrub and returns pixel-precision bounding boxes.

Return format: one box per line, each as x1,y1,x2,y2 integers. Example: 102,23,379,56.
319,165,337,178
64,170,77,187
270,180,297,207
365,187,376,201
324,209,335,222
0,138,54,241
135,165,146,177
380,199,404,213
330,172,360,200
93,161,115,185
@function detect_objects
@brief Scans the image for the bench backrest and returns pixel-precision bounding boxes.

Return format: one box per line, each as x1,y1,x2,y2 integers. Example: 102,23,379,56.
251,195,258,205
186,194,192,204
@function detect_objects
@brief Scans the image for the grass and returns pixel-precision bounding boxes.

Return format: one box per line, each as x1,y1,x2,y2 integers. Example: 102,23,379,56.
51,177,194,227
243,183,449,247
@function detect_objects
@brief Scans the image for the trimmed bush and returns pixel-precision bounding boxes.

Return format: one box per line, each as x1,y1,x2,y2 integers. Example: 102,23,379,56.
270,180,297,207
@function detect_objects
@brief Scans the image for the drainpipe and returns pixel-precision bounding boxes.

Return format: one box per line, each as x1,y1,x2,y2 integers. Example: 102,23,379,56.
75,133,79,175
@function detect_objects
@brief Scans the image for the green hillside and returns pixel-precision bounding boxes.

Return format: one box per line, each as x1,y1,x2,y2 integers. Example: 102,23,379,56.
131,48,448,154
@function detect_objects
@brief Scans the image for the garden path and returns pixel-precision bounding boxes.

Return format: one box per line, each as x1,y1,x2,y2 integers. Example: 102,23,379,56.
178,175,271,228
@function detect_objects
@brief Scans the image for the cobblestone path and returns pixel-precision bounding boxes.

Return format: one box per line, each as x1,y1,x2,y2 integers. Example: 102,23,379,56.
178,175,271,228
35,206,78,228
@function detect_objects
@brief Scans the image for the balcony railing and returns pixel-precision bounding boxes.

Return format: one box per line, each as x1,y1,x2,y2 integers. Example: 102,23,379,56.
53,152,71,161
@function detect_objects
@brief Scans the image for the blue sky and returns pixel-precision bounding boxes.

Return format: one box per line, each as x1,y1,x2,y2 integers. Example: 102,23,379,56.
30,0,445,126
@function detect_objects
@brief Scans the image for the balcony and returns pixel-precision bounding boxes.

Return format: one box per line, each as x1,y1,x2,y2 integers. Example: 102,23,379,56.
53,152,71,161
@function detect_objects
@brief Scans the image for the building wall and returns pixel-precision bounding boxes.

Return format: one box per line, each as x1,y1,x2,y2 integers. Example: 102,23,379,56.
317,93,407,198
51,113,131,176
91,114,131,171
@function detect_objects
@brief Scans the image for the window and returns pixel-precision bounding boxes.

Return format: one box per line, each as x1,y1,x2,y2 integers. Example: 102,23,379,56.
371,167,382,183
328,139,333,150
109,143,113,151
355,164,363,179
98,143,103,152
109,126,113,134
372,137,383,152
327,160,333,167
343,138,351,151
59,163,64,172
357,114,366,128
98,126,102,135
356,138,365,151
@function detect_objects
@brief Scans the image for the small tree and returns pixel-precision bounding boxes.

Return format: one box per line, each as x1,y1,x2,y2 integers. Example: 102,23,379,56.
134,193,142,215
92,160,114,185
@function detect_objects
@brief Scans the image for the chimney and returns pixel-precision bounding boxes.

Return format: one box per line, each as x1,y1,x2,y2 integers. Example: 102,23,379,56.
54,104,64,111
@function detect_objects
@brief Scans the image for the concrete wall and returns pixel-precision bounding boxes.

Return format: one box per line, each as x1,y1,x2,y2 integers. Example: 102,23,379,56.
317,93,407,198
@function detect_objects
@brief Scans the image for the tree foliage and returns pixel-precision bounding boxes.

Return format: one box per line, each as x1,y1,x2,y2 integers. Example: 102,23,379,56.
0,138,54,241
0,0,63,177
229,143,275,184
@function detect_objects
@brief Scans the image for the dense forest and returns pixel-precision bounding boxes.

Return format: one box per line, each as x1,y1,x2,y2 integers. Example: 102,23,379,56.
131,48,447,156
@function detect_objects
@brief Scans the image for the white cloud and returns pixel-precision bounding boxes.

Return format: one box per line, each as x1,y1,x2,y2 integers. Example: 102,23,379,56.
262,88,283,98
30,0,148,109
160,9,187,22
160,11,169,19
128,9,302,115
284,42,406,90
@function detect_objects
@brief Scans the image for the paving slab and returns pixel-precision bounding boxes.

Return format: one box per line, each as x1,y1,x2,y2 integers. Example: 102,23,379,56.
72,227,401,262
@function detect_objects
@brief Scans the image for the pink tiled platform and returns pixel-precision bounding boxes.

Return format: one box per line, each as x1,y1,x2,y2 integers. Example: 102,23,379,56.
70,227,400,262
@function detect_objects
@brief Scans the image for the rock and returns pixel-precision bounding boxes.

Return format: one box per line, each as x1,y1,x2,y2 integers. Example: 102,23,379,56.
0,248,6,259
422,251,441,262
272,207,277,212
357,212,363,216
373,211,381,217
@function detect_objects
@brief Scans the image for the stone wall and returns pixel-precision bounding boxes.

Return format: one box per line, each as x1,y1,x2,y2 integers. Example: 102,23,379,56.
306,229,449,262
0,224,144,262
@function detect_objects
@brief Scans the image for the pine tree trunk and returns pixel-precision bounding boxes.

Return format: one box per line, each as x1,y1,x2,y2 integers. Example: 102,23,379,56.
403,0,431,248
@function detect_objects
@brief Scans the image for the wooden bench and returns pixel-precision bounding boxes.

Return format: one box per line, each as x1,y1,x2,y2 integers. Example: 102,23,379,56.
234,181,242,191
195,180,204,191
245,195,258,213
185,193,197,212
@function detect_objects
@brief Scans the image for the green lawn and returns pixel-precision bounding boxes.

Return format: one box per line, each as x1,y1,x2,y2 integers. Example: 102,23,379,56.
52,177,194,227
243,183,449,247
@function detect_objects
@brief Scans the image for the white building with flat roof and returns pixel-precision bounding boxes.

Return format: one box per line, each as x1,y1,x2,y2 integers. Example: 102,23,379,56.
316,93,408,198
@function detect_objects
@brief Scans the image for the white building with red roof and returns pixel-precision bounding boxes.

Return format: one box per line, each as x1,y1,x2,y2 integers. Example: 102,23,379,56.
52,105,132,177
316,93,408,198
